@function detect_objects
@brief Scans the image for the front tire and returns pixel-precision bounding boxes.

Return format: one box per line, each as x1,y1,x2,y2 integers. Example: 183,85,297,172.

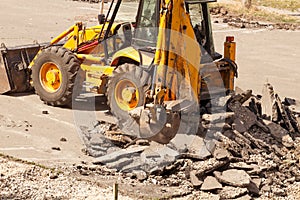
107,63,150,130
31,46,80,106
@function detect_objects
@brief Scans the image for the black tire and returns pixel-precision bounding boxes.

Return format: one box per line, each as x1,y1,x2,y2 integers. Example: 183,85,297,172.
31,46,81,106
107,63,150,123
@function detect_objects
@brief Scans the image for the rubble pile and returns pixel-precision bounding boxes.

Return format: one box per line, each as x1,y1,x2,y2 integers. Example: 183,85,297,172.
81,83,300,199
210,6,300,31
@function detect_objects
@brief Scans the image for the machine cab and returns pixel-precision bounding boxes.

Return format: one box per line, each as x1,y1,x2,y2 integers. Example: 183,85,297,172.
132,0,221,61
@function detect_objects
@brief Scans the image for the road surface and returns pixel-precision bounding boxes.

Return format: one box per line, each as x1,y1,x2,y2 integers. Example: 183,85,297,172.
0,0,299,166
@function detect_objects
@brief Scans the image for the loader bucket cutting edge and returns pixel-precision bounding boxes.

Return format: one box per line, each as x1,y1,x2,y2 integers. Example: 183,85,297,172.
0,43,45,94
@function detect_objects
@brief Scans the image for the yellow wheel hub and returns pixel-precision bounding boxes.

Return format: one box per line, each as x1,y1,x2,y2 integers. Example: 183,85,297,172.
115,79,139,111
40,62,62,93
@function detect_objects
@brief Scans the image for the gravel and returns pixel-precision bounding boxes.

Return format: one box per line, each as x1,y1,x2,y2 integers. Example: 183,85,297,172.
0,157,132,200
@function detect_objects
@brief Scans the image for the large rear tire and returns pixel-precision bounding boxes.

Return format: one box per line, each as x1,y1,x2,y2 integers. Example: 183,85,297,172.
107,63,150,136
31,46,81,106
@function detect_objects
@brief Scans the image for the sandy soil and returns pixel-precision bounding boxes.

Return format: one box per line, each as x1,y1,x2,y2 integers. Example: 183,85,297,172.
0,0,300,198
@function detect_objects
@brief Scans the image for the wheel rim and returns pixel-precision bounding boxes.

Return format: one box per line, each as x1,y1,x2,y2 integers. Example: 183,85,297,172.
114,79,139,111
39,62,62,93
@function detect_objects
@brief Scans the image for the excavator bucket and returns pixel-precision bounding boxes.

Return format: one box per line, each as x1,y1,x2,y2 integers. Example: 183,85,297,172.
0,43,44,94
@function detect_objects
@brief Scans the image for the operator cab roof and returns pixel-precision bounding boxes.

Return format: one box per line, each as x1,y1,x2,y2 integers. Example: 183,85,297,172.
185,0,216,4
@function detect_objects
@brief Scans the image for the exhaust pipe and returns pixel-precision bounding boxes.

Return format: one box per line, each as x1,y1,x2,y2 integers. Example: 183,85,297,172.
0,43,45,94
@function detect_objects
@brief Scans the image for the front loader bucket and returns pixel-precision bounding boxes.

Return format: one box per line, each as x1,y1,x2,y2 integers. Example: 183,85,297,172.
0,43,45,94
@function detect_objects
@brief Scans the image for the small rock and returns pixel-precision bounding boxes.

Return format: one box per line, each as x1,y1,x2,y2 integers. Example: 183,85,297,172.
151,178,158,185
272,187,287,196
261,185,271,192
219,186,248,199
136,139,150,146
195,158,229,177
202,112,234,123
133,170,148,181
285,176,295,183
50,174,58,179
229,162,254,171
251,177,262,189
247,180,260,196
213,148,230,160
282,134,294,148
214,169,250,187
51,147,61,151
220,7,228,15
234,194,252,200
247,165,263,175
60,137,67,142
201,176,222,191
198,192,221,200
42,110,49,114
79,170,89,176
190,171,203,187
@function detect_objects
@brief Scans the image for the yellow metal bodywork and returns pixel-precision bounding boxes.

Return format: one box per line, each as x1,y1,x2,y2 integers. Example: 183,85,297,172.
224,37,236,91
63,23,122,51
81,64,114,93
111,47,140,65
111,46,153,66
114,79,140,111
27,0,235,104
39,62,62,93
153,0,201,102
29,21,136,94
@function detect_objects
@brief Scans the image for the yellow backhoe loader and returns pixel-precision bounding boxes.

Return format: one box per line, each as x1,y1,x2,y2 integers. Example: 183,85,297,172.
0,0,237,143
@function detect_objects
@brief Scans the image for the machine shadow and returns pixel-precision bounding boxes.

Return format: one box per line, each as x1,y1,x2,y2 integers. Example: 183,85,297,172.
72,94,110,112
6,91,35,97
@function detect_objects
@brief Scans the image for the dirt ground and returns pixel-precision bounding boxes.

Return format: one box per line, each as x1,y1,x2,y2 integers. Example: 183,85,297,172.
0,0,300,199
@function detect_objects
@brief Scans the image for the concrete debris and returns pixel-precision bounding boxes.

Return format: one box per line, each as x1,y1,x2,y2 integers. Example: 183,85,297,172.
229,162,254,170
42,110,49,114
282,134,294,148
214,169,250,187
85,83,300,199
189,171,203,187
51,147,61,151
261,83,300,133
219,186,248,199
228,100,257,130
194,158,230,177
201,176,222,191
213,148,231,160
49,174,59,179
105,157,134,170
93,146,147,164
133,170,148,181
181,136,211,160
247,180,260,196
